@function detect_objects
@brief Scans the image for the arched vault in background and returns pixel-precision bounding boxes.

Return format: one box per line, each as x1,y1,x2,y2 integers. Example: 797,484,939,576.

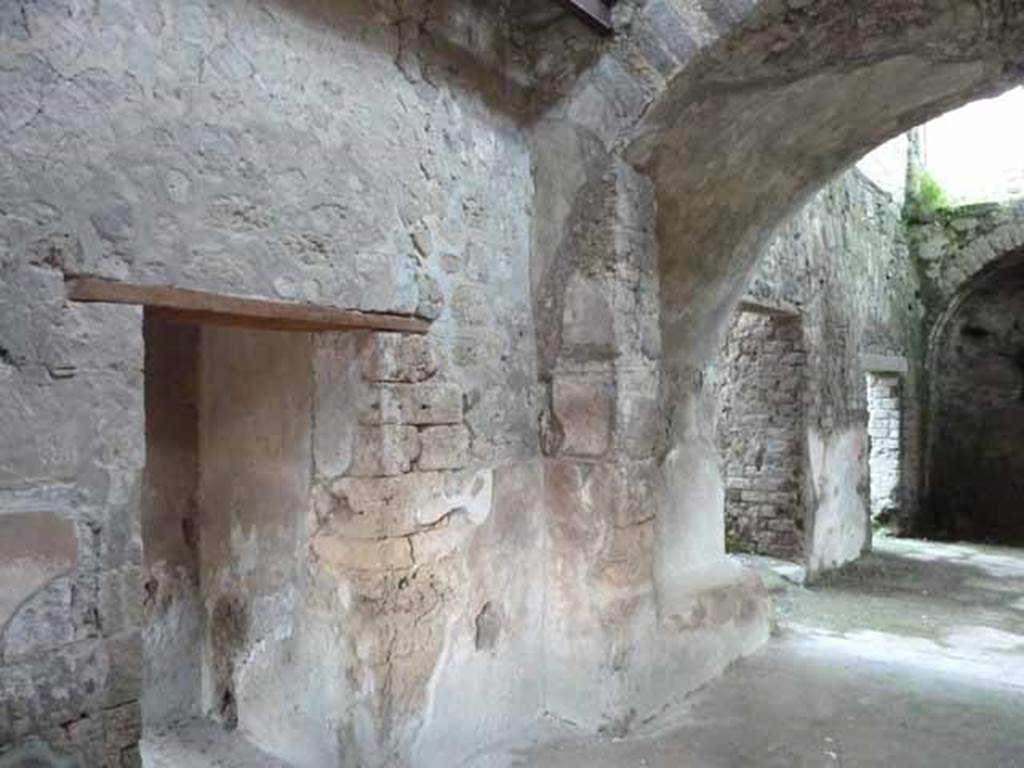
636,0,1024,598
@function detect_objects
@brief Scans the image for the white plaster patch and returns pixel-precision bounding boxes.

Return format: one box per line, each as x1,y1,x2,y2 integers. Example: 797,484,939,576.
422,468,493,527
807,427,870,575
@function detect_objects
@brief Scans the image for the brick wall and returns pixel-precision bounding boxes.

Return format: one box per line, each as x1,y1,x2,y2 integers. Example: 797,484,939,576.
866,373,902,523
717,312,807,559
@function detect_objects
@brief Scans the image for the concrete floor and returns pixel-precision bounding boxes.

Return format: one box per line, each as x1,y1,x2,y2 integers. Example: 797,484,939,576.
141,537,1024,767
141,720,292,768
468,536,1024,768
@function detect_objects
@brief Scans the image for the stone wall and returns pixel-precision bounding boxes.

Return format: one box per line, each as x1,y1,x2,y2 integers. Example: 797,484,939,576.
716,311,807,559
0,297,144,766
304,330,546,767
609,0,1024,603
531,134,771,735
1,0,536,763
4,0,1024,763
719,168,923,572
911,199,1024,330
132,321,547,767
866,372,902,523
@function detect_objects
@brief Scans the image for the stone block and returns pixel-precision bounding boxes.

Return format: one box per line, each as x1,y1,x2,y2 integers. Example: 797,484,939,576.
311,535,414,572
415,272,444,320
561,273,614,356
418,425,470,470
552,374,613,458
98,565,144,638
598,519,655,591
312,333,363,477
362,333,437,383
409,516,473,564
0,511,77,636
609,460,661,528
0,577,73,661
741,490,770,503
103,631,142,708
616,369,661,458
347,425,420,476
361,383,463,426
322,469,493,539
320,474,438,539
103,701,142,767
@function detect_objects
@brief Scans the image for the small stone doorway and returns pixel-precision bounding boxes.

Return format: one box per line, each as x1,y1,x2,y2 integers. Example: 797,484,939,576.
865,365,905,528
716,303,808,561
63,278,430,765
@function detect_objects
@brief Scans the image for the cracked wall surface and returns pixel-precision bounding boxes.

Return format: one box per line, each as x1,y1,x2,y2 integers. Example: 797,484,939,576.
138,322,545,768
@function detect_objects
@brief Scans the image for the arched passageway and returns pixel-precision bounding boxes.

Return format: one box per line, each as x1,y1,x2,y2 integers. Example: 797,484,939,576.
624,1,1024,605
533,0,1024,734
926,251,1024,543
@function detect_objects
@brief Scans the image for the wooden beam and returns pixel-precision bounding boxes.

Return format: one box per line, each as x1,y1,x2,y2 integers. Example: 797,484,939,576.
65,277,431,334
557,0,613,34
737,295,801,318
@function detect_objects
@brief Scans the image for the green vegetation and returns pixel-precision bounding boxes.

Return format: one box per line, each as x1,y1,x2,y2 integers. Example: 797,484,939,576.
908,171,951,219
918,171,950,211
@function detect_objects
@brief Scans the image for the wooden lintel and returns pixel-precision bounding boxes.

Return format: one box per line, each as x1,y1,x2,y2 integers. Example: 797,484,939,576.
65,277,431,335
557,0,613,34
737,295,802,319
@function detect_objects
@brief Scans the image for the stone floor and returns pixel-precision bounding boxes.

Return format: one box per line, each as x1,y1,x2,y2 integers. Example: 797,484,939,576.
141,720,292,768
468,536,1024,768
141,536,1024,767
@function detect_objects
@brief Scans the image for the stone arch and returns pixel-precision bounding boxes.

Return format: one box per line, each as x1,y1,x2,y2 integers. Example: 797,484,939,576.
528,0,1024,728
922,246,1024,539
545,0,1022,592
924,225,1024,374
916,201,1024,321
948,219,1024,292
622,1,1024,604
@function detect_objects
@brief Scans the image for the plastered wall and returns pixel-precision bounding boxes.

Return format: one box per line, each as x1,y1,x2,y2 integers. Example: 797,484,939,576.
716,168,926,572
1,0,536,762
5,0,1024,763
